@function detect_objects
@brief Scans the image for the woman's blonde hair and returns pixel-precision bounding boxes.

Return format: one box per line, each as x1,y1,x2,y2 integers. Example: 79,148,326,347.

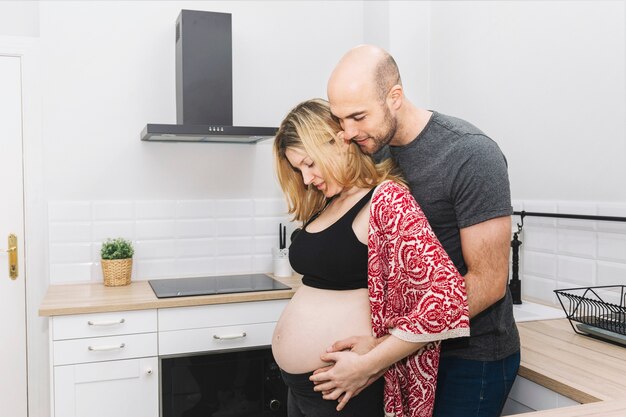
274,98,405,223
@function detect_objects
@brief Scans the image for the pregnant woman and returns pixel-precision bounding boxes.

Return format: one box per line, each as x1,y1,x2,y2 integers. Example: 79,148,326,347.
271,99,469,417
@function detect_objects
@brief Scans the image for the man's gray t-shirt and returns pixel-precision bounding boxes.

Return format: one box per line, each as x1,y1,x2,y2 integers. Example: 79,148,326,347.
376,111,519,361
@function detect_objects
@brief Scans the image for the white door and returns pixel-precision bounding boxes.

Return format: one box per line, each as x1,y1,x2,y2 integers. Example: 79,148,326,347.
0,55,28,417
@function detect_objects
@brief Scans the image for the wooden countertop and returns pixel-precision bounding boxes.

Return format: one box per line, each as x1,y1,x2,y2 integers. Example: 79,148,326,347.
40,281,626,416
38,274,302,316
518,319,626,416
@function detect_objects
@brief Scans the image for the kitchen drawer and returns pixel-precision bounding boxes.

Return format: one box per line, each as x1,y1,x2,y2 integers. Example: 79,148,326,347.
53,333,157,366
159,322,276,355
52,309,157,340
158,299,288,331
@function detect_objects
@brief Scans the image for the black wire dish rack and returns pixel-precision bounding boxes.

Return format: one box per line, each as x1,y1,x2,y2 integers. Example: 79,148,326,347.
554,285,626,346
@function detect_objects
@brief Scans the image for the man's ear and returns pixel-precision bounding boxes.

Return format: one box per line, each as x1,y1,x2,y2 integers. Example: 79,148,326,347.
388,84,404,110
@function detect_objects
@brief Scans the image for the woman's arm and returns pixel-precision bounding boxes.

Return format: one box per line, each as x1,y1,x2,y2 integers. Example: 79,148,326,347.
311,181,469,410
310,335,426,411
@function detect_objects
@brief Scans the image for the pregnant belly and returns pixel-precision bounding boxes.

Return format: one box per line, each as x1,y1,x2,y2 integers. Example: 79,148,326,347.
271,285,372,374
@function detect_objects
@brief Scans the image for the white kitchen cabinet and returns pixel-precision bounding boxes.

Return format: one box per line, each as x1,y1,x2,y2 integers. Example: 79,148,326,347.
50,310,158,417
48,301,289,417
54,357,158,417
501,376,580,415
158,299,287,355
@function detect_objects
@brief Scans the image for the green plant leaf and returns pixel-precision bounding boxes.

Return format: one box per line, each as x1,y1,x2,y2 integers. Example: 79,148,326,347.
100,237,134,260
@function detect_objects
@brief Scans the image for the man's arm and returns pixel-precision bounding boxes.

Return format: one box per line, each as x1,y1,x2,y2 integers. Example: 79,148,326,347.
460,215,512,318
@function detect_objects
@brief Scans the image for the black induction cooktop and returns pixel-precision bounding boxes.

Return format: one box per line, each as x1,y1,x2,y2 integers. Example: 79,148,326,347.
148,273,291,299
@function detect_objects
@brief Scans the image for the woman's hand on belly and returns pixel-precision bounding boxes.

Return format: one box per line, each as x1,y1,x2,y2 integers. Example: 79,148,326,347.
310,350,381,411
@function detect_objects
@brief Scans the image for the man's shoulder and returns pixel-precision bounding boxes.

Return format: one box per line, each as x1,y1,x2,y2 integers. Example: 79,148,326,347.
430,111,487,138
429,112,504,159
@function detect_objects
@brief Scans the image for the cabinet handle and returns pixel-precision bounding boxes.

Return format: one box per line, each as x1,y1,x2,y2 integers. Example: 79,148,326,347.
213,332,247,340
88,343,126,351
87,318,126,326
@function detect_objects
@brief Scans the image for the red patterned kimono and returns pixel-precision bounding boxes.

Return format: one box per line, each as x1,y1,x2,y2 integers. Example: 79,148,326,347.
368,181,470,417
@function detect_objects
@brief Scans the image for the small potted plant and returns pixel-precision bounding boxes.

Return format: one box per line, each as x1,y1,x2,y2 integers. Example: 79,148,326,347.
100,237,134,287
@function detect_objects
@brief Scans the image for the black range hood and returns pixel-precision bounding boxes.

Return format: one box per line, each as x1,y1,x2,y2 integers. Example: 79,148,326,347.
141,10,277,144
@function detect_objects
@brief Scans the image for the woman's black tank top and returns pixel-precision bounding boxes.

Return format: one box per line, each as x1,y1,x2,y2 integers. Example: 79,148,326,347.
289,188,375,290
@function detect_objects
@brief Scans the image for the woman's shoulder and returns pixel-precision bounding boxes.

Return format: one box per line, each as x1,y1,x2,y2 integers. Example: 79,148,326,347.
373,179,410,200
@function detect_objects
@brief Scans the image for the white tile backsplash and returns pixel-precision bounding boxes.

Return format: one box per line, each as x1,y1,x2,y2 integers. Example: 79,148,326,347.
48,198,296,284
176,219,216,238
254,236,276,255
135,259,177,279
253,254,273,273
597,203,626,233
92,201,134,221
214,199,254,218
135,201,176,220
521,201,558,228
216,218,254,237
176,200,215,219
92,221,135,241
215,256,253,275
50,263,93,283
47,197,626,293
49,243,92,264
557,256,595,286
136,220,176,240
522,226,557,253
254,198,288,216
49,222,92,243
522,251,557,279
522,275,558,305
556,201,596,230
215,238,253,256
597,261,626,286
175,257,216,277
556,228,596,258
48,202,91,222
597,232,626,262
176,239,217,258
518,200,626,303
134,240,177,259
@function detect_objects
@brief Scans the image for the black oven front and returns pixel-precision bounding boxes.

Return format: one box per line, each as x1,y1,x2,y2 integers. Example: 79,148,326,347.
161,347,287,417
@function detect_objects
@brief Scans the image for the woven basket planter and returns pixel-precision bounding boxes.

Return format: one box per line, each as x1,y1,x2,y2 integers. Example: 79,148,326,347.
101,258,133,287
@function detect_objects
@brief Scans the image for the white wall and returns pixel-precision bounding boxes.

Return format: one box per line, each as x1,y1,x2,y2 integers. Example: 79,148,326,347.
38,0,365,201
428,1,626,202
0,1,39,37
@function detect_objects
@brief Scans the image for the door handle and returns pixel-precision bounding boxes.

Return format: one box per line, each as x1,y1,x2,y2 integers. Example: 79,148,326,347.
2,234,18,280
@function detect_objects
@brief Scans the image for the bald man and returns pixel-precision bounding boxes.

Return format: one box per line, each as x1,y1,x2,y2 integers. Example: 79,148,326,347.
313,45,520,417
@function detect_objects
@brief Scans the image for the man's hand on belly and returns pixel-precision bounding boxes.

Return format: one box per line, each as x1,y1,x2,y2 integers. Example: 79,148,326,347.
327,335,383,355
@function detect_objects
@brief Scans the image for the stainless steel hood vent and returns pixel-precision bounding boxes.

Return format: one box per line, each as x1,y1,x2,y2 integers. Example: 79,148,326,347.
141,10,277,143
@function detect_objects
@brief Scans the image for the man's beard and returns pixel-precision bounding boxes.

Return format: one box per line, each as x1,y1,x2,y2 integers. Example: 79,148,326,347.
365,108,397,155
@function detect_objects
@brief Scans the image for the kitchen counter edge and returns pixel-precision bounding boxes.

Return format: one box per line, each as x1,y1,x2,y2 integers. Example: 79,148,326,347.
39,278,626,417
38,274,302,316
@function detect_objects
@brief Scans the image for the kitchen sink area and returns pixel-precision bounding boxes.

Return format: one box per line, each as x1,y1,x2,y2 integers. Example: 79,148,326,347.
512,301,565,323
